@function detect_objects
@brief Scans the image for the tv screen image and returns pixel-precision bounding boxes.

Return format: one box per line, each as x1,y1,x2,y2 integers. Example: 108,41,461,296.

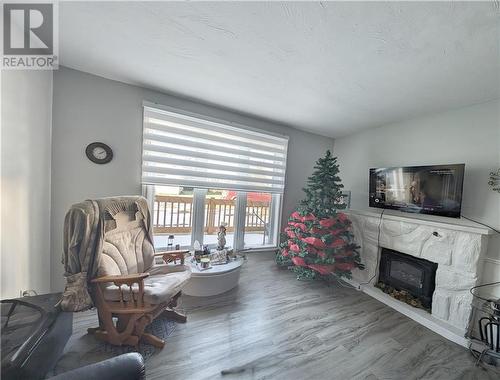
369,164,465,218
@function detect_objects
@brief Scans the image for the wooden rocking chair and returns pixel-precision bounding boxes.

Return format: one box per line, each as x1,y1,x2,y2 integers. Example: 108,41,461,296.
89,251,190,348
68,198,192,349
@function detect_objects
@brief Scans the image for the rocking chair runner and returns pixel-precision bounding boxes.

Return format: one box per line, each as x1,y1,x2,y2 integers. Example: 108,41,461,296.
62,196,191,348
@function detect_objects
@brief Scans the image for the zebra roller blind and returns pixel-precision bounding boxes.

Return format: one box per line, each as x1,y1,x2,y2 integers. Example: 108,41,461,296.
142,104,289,193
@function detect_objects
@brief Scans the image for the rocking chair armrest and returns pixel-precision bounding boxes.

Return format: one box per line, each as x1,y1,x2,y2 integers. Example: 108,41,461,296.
91,273,150,285
154,249,189,256
154,250,189,265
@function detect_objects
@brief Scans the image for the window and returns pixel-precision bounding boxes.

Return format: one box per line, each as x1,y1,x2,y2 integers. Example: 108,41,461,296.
152,186,194,249
243,192,280,248
142,103,288,251
203,189,236,248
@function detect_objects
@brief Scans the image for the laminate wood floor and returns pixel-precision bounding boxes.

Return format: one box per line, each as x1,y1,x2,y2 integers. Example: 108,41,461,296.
58,252,497,380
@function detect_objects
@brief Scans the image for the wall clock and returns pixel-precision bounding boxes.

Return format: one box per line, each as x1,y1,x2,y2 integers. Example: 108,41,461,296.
85,142,113,164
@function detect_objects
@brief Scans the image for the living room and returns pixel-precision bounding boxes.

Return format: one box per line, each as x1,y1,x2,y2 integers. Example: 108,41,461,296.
1,1,499,379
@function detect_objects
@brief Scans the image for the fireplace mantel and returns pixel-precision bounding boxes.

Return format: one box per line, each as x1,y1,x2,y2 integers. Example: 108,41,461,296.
346,208,494,236
344,208,493,347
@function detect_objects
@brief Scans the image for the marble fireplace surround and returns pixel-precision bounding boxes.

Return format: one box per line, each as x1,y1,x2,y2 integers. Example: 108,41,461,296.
345,209,493,347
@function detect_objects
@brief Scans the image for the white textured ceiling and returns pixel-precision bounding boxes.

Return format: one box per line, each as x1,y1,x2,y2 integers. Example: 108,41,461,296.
60,1,499,137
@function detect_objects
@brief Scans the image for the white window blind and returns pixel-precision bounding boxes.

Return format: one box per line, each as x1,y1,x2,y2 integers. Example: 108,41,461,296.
142,104,289,193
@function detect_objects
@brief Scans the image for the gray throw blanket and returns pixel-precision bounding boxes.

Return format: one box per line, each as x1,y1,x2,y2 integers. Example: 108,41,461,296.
60,196,153,312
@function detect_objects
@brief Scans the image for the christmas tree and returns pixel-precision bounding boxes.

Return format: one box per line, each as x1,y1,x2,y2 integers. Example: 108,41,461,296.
276,150,364,280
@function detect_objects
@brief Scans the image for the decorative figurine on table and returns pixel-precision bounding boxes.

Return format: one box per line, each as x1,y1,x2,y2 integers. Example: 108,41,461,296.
203,245,210,256
217,222,227,250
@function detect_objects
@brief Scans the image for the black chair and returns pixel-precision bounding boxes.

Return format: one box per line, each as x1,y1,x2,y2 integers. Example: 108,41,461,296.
1,293,72,380
50,353,145,380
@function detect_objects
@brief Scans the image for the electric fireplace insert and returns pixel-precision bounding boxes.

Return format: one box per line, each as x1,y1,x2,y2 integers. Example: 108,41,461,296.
378,248,438,310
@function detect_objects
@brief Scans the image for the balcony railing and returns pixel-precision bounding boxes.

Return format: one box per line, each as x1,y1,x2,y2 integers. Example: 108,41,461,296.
153,195,193,234
153,195,270,235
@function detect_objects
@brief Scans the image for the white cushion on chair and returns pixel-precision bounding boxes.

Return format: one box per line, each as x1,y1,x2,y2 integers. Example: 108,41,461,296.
95,208,192,306
98,222,155,277
102,265,191,305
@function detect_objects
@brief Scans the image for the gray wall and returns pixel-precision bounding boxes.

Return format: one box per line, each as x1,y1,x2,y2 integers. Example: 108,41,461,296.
333,99,500,291
1,70,53,298
51,67,334,291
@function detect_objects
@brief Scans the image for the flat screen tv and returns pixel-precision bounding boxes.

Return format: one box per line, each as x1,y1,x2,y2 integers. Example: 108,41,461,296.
369,164,465,218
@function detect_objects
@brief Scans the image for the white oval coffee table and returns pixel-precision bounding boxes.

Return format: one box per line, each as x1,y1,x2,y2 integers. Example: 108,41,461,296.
183,258,244,297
